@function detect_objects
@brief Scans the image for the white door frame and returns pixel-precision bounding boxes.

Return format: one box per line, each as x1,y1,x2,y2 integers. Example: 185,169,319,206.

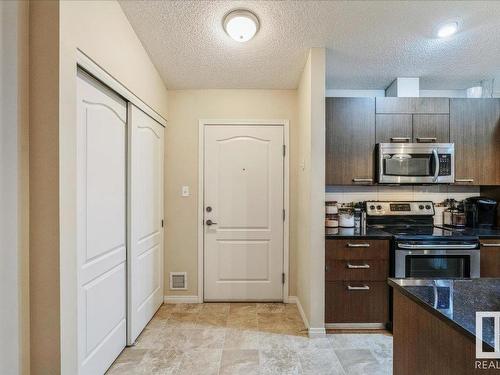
198,119,290,303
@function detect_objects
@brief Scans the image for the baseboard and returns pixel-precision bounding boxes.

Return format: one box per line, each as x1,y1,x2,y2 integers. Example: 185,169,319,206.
287,296,309,328
308,327,327,337
325,323,386,330
163,295,200,304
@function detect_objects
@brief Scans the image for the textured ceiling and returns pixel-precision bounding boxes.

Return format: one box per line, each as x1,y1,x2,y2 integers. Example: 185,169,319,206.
119,1,500,90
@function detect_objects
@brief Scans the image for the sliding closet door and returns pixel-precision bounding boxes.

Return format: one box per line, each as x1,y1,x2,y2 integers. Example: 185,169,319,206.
127,104,164,344
76,70,127,374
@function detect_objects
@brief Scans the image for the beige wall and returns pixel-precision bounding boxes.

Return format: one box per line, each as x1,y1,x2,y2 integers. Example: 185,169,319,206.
29,1,169,373
1,1,30,374
164,90,298,297
295,48,326,331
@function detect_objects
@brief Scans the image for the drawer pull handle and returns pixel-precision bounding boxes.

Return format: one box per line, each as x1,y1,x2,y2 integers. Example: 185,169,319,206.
347,285,370,291
390,137,410,143
347,243,370,248
352,178,373,183
481,243,500,247
347,263,370,269
416,137,437,143
455,178,474,183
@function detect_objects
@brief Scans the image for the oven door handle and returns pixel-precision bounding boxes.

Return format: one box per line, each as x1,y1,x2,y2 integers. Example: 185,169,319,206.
432,149,440,182
397,243,478,250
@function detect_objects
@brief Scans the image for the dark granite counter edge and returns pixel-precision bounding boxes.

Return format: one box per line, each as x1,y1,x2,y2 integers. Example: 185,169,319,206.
387,278,490,348
325,234,393,239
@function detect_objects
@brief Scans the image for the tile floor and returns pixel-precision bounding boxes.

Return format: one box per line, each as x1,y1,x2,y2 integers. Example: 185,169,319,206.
107,303,392,375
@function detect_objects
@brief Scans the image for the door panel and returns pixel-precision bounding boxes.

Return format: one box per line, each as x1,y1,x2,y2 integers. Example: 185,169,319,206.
375,114,412,143
128,105,164,344
77,70,127,375
413,114,449,143
204,125,284,301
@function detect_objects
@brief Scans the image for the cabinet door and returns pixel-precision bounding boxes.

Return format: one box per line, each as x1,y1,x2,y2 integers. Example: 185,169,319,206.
376,97,449,114
326,98,375,185
375,114,412,143
414,98,449,114
450,99,500,185
480,239,500,277
413,114,450,143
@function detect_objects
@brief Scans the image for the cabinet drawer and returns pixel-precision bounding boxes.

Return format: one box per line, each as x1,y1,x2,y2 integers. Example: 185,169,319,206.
326,239,389,260
325,281,388,323
326,259,389,281
480,239,500,277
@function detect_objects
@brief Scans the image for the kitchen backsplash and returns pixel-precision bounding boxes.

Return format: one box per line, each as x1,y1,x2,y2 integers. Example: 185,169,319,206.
325,185,480,225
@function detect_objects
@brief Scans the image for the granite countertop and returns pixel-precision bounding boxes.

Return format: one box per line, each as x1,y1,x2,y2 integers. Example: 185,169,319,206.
389,278,500,349
325,227,392,239
462,227,500,239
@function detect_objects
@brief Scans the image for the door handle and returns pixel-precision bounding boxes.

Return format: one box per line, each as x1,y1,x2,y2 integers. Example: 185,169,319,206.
432,149,440,182
416,137,437,143
347,263,370,269
347,285,370,291
347,243,370,248
206,219,218,226
390,137,410,143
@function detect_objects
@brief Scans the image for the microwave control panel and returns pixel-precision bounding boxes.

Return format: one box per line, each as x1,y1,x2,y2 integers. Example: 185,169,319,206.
438,154,452,176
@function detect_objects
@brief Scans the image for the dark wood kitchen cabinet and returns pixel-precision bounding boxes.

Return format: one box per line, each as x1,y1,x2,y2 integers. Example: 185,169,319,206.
412,114,450,143
376,97,449,114
326,98,375,185
325,239,390,324
450,99,500,185
480,239,500,277
375,114,412,143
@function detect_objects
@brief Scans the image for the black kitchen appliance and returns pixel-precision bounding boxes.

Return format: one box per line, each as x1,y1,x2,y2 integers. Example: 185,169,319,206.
464,197,498,229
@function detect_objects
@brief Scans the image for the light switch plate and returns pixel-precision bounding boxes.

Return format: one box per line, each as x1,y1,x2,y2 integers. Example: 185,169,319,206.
182,186,190,197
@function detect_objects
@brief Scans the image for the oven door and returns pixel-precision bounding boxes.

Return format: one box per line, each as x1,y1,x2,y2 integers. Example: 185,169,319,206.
377,143,454,184
395,248,480,278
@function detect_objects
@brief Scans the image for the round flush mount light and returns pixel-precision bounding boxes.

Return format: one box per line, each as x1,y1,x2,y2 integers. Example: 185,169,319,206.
437,22,458,38
223,9,260,42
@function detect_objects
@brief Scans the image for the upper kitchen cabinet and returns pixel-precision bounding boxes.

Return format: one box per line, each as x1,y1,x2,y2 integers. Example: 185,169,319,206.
412,114,450,143
375,114,412,143
326,97,375,185
376,97,449,114
450,99,500,185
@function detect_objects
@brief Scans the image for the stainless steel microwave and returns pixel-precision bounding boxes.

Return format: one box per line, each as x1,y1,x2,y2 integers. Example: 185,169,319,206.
377,143,455,184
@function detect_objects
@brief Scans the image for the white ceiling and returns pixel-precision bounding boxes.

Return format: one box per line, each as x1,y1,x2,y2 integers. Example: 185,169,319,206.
119,1,500,90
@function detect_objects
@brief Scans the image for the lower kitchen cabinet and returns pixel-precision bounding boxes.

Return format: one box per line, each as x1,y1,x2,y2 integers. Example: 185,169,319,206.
325,281,389,323
480,239,500,277
325,239,390,324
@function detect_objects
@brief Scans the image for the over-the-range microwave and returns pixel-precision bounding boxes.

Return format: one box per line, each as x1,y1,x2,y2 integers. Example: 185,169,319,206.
377,143,455,184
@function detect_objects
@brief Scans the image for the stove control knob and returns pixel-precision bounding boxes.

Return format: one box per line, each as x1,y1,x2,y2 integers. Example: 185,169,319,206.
376,205,382,210
419,205,424,210
425,205,431,210
369,205,375,210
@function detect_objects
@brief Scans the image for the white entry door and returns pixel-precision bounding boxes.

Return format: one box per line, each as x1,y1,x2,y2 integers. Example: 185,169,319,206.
77,70,127,374
127,104,164,345
204,125,284,301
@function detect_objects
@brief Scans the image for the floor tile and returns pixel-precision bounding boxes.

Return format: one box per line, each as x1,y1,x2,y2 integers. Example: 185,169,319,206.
257,302,286,313
259,331,296,351
139,349,183,375
202,303,230,314
173,303,204,314
298,348,345,375
334,348,381,375
185,328,226,350
229,303,257,315
226,313,259,330
176,349,222,375
195,311,228,328
224,328,260,350
260,348,302,375
220,349,260,375
165,312,198,328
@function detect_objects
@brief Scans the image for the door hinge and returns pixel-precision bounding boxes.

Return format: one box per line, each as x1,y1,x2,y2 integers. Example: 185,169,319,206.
161,219,164,228
282,273,285,284
283,145,286,157
282,209,285,221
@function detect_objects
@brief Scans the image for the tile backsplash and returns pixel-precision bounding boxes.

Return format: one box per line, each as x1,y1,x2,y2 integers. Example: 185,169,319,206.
325,185,480,225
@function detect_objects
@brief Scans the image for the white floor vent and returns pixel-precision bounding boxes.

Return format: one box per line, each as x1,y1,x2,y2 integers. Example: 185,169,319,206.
170,272,187,290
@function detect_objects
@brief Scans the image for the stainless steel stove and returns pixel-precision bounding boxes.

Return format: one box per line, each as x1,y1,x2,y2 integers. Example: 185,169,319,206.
365,201,480,279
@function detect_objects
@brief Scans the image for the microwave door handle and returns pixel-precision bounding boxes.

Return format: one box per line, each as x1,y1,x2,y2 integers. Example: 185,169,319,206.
432,149,440,182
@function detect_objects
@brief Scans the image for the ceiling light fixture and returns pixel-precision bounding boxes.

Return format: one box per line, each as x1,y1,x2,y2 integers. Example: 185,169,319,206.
223,9,259,42
437,22,458,38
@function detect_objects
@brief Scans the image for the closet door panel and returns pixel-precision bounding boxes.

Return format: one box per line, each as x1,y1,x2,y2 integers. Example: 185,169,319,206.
77,70,127,375
128,104,165,344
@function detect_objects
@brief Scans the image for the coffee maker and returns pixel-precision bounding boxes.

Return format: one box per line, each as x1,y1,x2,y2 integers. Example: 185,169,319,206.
464,197,498,228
